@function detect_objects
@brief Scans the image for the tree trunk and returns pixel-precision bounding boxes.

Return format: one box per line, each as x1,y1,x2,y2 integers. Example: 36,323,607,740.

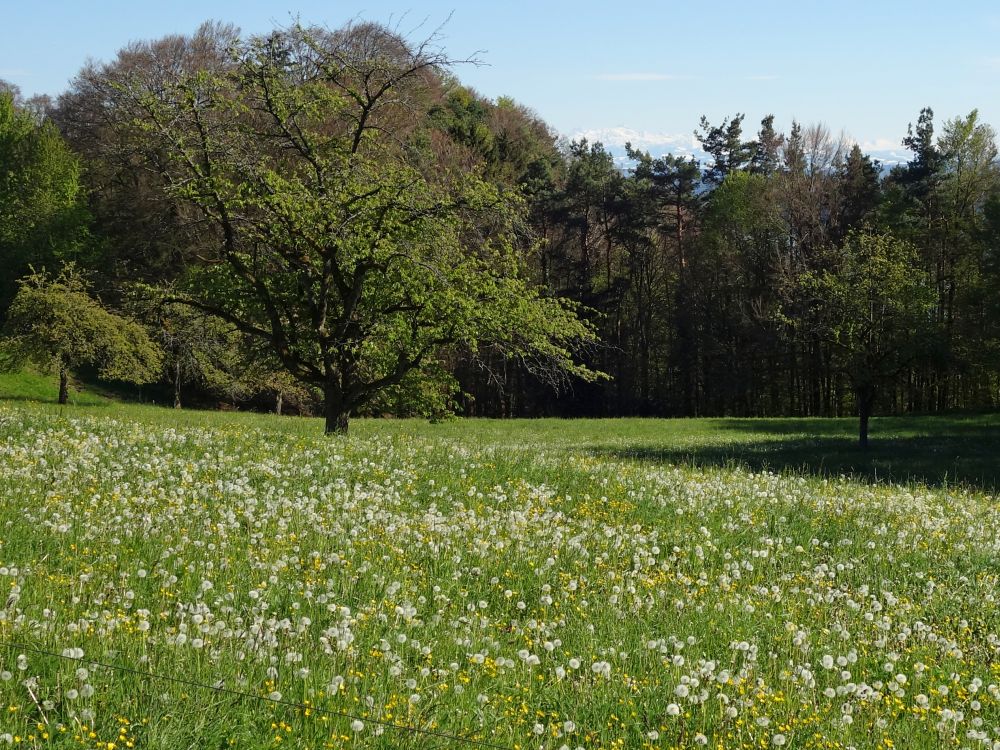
275,392,283,416
857,384,875,450
174,362,182,409
325,408,348,434
58,366,69,405
324,383,349,434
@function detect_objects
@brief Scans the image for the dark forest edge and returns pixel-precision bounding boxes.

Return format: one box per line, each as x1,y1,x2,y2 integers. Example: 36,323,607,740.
3,19,1000,445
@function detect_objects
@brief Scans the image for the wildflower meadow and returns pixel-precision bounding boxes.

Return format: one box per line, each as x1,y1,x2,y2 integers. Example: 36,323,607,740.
1,404,1000,749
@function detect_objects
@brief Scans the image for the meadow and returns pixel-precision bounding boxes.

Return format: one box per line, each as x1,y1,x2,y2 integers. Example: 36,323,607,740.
2,382,1000,748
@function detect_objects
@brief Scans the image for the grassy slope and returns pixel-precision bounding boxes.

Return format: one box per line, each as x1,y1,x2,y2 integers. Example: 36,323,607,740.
358,414,1000,489
0,370,110,406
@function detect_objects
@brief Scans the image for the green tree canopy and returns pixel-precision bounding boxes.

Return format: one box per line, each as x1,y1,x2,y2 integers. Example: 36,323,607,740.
1,266,162,404
90,22,600,432
798,230,937,447
142,300,252,409
0,92,89,316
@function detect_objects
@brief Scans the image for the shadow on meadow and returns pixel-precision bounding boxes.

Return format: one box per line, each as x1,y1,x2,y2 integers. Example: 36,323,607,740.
591,415,1000,492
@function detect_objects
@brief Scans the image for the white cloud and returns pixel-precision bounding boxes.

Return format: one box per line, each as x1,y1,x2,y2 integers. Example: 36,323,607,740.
594,73,691,81
744,75,778,81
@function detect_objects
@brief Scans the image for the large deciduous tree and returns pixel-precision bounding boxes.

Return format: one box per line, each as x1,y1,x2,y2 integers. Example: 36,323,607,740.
91,22,599,433
54,24,242,288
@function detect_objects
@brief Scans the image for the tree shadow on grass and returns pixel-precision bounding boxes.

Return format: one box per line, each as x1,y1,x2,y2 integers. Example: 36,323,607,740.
591,417,1000,492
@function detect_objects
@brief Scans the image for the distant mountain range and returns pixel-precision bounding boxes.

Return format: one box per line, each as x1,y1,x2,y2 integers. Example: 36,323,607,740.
566,127,914,173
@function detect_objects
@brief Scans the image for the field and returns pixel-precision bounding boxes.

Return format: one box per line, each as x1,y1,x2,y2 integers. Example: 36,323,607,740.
2,393,1000,748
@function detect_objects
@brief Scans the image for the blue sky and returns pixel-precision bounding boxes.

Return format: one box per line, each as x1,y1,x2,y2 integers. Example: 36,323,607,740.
5,1,1000,159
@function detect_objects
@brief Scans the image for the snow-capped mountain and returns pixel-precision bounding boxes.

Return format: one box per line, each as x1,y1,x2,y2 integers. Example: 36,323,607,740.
565,127,913,172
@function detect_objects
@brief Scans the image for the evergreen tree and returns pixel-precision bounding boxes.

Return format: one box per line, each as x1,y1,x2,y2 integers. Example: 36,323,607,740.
839,144,882,233
696,114,753,185
750,114,784,176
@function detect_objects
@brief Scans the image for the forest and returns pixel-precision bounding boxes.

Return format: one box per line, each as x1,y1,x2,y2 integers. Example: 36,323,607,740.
3,19,1000,439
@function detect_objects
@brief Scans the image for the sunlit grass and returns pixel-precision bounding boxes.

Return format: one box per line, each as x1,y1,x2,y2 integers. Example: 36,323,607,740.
0,370,110,407
1,399,999,748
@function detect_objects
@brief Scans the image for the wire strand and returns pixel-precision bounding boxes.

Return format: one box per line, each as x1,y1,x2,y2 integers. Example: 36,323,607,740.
0,640,512,750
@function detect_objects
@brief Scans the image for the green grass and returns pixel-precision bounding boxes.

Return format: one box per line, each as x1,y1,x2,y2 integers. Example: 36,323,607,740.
11,385,1000,490
2,396,1000,748
5,366,998,491
0,370,110,406
349,413,1000,491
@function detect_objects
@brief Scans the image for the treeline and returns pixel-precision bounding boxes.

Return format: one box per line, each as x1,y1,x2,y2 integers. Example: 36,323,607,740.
2,20,1000,431
484,108,1000,421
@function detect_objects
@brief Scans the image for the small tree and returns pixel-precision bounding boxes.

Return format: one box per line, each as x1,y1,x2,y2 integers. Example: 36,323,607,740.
144,301,248,409
798,230,937,448
250,367,317,416
0,267,162,403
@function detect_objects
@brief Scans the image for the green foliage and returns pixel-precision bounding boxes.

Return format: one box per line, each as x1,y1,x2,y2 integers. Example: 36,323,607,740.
102,23,601,432
695,113,753,184
427,82,563,196
138,299,253,405
750,114,784,176
364,359,459,419
698,171,785,319
936,110,999,223
801,231,936,378
47,22,1000,422
797,230,938,443
0,93,90,315
839,144,882,231
0,266,162,393
703,171,780,233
